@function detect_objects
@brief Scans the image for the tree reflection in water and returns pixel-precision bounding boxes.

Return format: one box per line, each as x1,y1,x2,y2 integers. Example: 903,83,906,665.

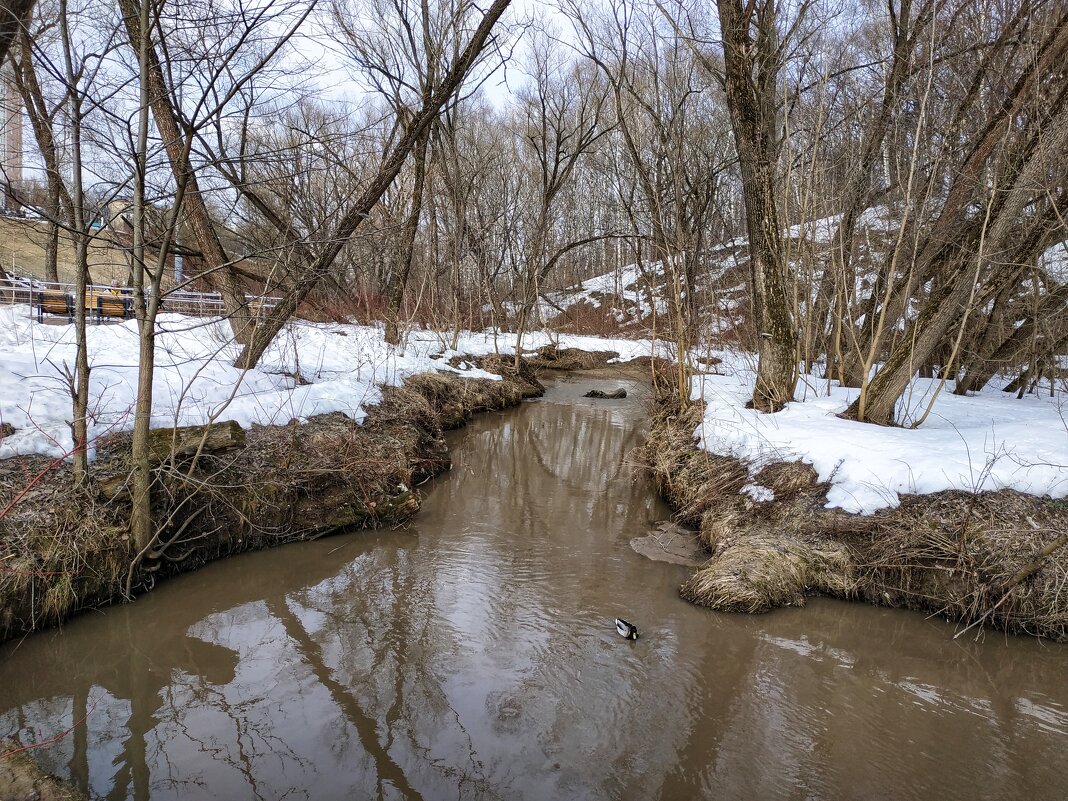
2,376,1068,800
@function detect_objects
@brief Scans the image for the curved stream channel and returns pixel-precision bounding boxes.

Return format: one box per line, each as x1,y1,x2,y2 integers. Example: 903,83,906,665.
2,375,1068,800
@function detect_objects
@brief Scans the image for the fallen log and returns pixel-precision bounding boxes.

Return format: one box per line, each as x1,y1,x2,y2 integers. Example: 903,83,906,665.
98,421,247,499
145,420,246,462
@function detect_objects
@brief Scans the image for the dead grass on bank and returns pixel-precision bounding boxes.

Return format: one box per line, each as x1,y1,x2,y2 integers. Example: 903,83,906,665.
855,492,1068,640
642,402,747,527
0,461,129,637
0,368,543,643
641,398,1068,641
525,345,623,372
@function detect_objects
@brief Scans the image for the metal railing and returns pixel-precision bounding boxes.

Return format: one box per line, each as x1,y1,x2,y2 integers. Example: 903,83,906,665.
1,275,283,321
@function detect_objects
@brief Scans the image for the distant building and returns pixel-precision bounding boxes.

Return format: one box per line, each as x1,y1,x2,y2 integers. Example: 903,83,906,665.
106,199,134,234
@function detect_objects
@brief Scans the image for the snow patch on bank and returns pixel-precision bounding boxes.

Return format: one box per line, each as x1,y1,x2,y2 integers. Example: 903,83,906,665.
0,306,656,461
691,362,1068,514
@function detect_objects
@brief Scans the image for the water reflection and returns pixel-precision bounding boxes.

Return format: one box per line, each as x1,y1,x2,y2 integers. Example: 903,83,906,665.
1,375,1067,800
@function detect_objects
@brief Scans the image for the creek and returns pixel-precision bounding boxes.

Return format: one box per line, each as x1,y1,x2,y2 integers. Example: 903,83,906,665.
1,374,1066,800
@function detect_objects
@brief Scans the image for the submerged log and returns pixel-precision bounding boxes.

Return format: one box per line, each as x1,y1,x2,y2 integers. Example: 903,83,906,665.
585,388,627,399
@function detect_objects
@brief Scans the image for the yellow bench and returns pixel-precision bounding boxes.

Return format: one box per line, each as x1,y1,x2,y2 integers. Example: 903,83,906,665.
93,292,133,322
35,291,73,322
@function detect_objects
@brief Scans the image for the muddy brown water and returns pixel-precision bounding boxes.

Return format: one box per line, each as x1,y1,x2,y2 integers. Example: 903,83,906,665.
2,375,1067,801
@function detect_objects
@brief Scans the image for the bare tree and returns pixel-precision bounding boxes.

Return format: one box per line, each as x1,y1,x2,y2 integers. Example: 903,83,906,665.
214,0,514,369
508,31,612,365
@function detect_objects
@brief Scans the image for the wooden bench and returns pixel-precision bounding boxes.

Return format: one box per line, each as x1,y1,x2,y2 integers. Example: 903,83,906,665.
35,290,73,323
93,292,133,322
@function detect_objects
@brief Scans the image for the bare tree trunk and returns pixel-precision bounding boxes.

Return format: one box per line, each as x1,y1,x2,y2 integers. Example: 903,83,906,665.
717,0,797,411
955,224,1068,393
384,128,430,345
58,1,89,486
12,30,72,283
128,0,153,552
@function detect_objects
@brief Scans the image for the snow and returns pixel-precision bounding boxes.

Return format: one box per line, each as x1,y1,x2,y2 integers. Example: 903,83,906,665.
3,299,1064,517
1039,240,1068,281
780,207,893,244
544,262,671,322
0,305,658,461
741,483,775,503
691,359,1068,514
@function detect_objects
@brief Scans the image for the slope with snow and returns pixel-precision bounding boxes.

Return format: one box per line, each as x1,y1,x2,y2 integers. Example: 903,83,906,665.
691,360,1068,514
0,306,658,461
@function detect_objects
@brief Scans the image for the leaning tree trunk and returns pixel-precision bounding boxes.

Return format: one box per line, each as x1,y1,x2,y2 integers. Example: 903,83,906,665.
955,247,1068,393
842,8,1068,389
845,99,1068,424
117,0,252,345
844,254,974,424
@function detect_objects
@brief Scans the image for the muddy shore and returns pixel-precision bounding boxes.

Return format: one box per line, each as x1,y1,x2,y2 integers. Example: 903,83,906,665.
0,742,87,801
641,396,1068,641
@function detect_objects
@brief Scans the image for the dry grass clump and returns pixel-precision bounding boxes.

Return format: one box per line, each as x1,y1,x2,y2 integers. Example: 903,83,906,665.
854,492,1068,640
0,457,129,640
398,368,542,430
639,401,747,525
698,505,747,551
681,536,856,613
527,345,621,371
753,461,820,500
646,397,1068,641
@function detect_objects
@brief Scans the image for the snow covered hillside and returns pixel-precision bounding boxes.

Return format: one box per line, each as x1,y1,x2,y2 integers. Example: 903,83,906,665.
0,306,656,461
542,209,1068,349
539,208,904,335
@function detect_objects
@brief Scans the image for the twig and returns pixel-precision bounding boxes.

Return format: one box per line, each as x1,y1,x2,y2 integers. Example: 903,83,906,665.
0,699,97,761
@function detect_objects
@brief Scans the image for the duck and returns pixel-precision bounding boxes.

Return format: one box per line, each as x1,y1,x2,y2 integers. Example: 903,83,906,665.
615,618,639,640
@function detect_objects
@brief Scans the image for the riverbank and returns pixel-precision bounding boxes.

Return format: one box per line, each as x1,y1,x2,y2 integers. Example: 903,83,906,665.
0,359,546,644
642,396,1068,641
0,742,87,801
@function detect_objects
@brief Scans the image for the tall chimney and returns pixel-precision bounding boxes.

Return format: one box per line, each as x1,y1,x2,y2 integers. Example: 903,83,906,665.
2,63,22,211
